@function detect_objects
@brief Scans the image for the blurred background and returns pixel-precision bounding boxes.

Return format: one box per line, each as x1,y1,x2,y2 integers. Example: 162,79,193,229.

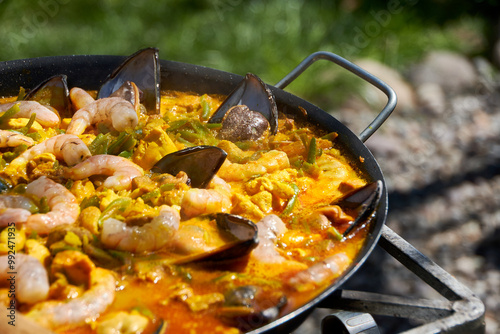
1,0,500,333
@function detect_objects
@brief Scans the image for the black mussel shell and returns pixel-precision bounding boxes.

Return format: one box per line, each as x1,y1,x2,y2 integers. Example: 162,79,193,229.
109,81,142,111
174,213,259,264
98,47,160,113
219,285,287,331
24,74,70,118
208,73,278,139
339,180,383,238
151,146,227,189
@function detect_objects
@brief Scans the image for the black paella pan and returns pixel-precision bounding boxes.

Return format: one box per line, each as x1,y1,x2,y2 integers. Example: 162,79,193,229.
0,50,396,333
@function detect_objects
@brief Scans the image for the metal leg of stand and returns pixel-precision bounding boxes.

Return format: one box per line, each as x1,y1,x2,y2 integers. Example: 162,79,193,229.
319,226,485,334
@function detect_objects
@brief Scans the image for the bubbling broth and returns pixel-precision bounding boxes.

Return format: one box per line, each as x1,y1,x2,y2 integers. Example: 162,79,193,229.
0,87,370,334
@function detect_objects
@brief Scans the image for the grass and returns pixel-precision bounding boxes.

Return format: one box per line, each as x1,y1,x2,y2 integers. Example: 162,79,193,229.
0,0,495,107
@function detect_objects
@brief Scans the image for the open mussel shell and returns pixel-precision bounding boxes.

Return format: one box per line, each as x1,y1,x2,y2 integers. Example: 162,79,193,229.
339,180,383,238
151,146,227,189
218,285,287,331
24,74,70,118
98,47,160,113
208,73,278,140
174,213,259,264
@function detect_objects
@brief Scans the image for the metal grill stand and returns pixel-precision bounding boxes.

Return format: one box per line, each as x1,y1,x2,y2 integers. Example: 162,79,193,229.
318,226,486,334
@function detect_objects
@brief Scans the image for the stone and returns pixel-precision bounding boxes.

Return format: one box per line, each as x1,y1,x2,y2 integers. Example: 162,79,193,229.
354,58,417,113
408,51,478,93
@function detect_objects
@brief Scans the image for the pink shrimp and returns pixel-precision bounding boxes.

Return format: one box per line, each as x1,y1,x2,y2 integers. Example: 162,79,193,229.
10,134,91,167
181,176,232,218
66,97,138,135
101,205,180,252
64,155,144,191
0,253,49,304
0,101,59,127
24,176,80,234
69,87,95,110
0,130,35,148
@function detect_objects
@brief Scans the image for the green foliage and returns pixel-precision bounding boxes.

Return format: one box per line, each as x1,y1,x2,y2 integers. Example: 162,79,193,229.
0,0,494,108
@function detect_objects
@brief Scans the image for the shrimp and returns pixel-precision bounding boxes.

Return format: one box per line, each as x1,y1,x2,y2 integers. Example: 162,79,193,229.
0,130,35,148
64,155,144,191
101,205,180,252
24,176,80,234
66,97,138,135
10,134,91,168
251,214,289,263
181,176,232,218
0,195,38,227
218,150,290,182
69,87,95,110
286,252,350,291
0,253,49,304
26,264,116,328
0,101,59,127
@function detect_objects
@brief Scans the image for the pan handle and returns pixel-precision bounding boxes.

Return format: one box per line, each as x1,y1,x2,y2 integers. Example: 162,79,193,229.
275,51,397,142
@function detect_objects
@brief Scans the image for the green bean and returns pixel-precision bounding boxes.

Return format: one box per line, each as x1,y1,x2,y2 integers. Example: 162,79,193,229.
307,137,317,164
281,183,299,216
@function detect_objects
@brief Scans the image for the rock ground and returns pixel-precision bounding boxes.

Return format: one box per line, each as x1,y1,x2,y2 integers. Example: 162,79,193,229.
292,51,500,333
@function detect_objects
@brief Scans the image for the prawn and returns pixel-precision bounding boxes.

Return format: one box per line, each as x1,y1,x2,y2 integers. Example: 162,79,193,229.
64,155,144,191
0,130,35,148
66,97,138,135
24,176,80,234
26,267,116,328
69,87,95,110
218,150,290,182
0,195,38,227
181,176,232,218
9,134,91,168
286,252,350,291
0,253,49,304
101,205,180,253
251,214,289,263
0,101,59,127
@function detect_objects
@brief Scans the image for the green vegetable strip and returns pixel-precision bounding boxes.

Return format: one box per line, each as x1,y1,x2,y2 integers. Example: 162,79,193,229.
39,197,50,214
89,133,110,155
200,94,211,120
206,123,222,129
19,113,36,134
166,119,189,132
281,183,299,216
80,195,100,210
0,103,20,128
107,132,127,155
307,137,317,164
98,198,131,227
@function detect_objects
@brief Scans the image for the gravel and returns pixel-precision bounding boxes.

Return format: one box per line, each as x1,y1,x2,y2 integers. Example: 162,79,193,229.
292,51,500,333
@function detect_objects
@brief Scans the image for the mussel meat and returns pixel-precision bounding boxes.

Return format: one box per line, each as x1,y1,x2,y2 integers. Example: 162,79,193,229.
174,213,259,264
218,285,287,331
338,180,383,238
208,73,278,141
109,81,142,111
151,146,227,189
24,74,71,118
98,47,160,114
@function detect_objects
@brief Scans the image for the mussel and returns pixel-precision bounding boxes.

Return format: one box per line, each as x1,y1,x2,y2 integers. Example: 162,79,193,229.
338,180,383,238
109,81,141,111
174,213,259,264
218,285,287,331
151,146,227,189
98,47,160,114
208,73,278,141
24,74,71,118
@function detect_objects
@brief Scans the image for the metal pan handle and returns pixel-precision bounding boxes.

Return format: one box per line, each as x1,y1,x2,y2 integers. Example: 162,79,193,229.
275,51,397,142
